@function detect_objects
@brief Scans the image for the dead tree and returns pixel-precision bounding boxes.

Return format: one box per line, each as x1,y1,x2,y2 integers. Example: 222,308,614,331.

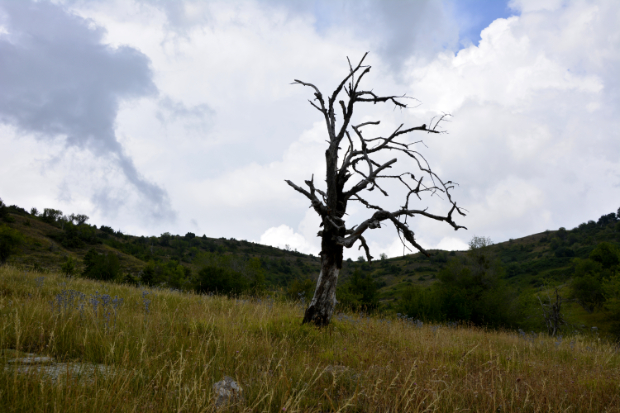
286,53,467,327
537,288,569,336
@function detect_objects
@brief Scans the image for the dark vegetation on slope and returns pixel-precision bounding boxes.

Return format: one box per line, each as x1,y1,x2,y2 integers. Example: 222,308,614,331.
1,197,620,339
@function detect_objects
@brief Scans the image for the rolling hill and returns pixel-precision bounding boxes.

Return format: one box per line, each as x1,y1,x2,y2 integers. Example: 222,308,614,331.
1,199,619,337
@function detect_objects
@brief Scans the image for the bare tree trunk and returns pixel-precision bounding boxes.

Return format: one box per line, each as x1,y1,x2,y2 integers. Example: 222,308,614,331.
303,238,343,326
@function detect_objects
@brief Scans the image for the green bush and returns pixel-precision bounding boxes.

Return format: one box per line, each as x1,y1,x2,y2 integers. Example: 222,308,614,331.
41,208,63,224
387,264,401,275
139,260,191,289
589,242,619,270
336,269,379,311
0,224,23,264
570,245,620,313
195,266,247,295
99,225,115,235
398,237,521,328
555,246,575,258
246,257,266,294
602,274,620,337
571,273,604,312
398,285,443,320
61,256,76,276
82,248,120,281
287,276,315,302
0,198,8,221
49,222,99,249
435,257,518,327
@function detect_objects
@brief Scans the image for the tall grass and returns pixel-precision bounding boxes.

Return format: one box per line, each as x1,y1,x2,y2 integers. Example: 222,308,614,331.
1,265,619,412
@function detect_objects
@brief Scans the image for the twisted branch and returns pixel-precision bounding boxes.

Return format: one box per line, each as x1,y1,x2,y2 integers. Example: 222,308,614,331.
288,53,466,260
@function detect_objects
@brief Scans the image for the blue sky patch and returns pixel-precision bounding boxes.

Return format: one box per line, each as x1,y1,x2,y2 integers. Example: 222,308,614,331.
448,0,517,48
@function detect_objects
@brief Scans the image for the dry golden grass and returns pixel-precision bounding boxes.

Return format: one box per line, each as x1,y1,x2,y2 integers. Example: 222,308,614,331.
0,264,619,412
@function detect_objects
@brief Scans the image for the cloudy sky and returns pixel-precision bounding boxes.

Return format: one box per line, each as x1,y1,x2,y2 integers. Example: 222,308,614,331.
1,0,618,258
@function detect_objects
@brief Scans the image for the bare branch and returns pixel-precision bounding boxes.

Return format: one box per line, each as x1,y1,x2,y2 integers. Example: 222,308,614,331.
330,52,369,109
285,177,328,217
293,79,322,99
356,91,408,108
355,121,381,129
358,235,373,262
344,158,397,199
429,113,451,132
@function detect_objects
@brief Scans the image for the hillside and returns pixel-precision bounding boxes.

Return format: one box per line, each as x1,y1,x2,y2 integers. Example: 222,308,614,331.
1,200,620,337
0,203,321,289
339,218,620,300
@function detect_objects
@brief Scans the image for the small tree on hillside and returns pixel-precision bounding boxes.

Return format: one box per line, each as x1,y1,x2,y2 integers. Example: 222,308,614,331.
41,208,63,225
69,213,90,226
287,53,466,326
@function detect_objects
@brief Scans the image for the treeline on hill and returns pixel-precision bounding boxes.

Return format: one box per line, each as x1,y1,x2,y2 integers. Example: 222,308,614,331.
396,208,620,338
0,197,322,297
2,197,620,338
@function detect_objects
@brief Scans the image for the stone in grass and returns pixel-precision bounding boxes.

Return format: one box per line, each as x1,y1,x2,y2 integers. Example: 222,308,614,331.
3,349,123,384
7,354,55,365
213,376,243,408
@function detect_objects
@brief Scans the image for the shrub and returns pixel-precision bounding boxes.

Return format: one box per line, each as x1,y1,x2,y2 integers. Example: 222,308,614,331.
557,227,567,239
195,266,248,296
61,256,76,276
589,242,620,270
570,257,606,312
336,269,379,311
82,248,120,281
0,198,8,221
61,222,85,248
554,246,575,258
160,232,172,247
398,285,443,321
602,274,620,338
41,208,63,224
387,264,401,275
0,225,23,264
572,273,604,312
99,225,115,235
419,237,522,328
287,277,315,302
246,257,266,294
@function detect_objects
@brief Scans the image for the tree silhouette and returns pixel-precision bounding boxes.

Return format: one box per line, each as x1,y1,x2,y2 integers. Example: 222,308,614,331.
287,53,466,326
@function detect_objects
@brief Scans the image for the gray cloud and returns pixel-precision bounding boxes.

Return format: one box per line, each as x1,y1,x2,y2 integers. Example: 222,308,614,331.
157,96,214,134
144,0,458,76
265,0,459,75
0,0,175,222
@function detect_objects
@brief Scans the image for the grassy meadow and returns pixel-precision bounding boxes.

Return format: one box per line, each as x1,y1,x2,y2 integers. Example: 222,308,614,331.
1,265,619,412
